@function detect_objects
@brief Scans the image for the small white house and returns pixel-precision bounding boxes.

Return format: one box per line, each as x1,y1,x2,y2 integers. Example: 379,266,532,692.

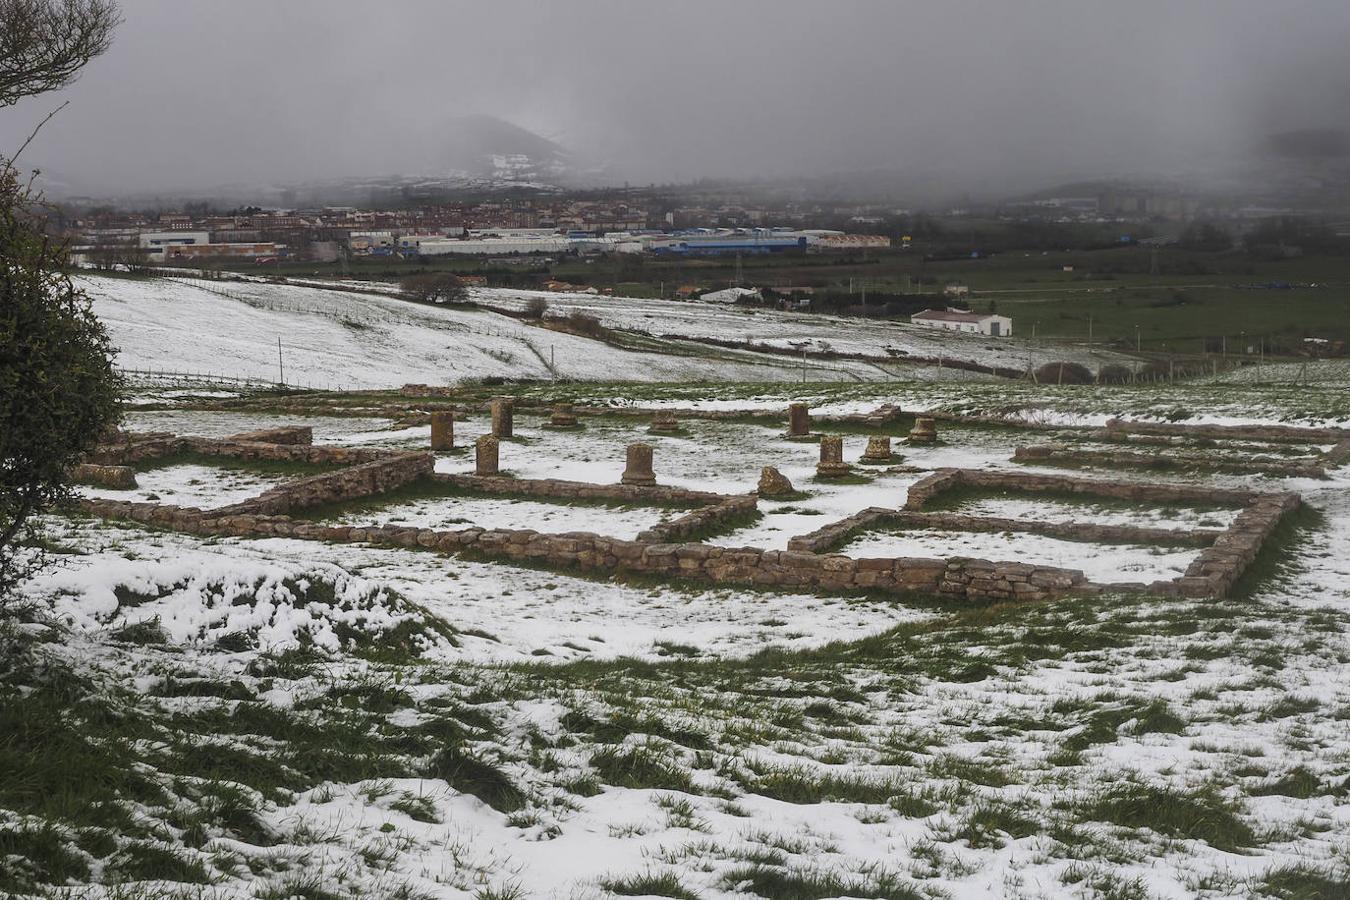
910,308,1013,337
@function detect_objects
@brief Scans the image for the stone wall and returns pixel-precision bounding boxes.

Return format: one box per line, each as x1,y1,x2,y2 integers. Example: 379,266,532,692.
75,496,1087,603
893,466,1299,598
1013,444,1328,479
432,472,757,543
224,426,313,445
907,468,1260,509
1103,418,1350,444
74,428,1300,604
218,453,434,516
71,463,138,490
788,506,1218,554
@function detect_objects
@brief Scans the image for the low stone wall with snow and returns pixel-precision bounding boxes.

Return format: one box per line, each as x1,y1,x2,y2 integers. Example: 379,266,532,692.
1103,418,1350,444
894,467,1299,598
787,507,1218,554
220,453,434,516
905,468,1261,510
73,497,1086,603
432,472,757,543
74,430,1300,604
1013,444,1329,479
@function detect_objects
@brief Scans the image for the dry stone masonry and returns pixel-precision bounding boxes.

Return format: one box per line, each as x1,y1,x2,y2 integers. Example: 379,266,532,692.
73,423,1304,605
1015,443,1331,479
72,463,138,490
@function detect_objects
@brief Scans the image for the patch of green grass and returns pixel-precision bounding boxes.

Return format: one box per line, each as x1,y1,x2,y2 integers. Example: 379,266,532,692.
1248,766,1346,799
741,764,902,805
1256,864,1350,900
0,822,91,893
562,708,711,750
390,791,440,823
590,744,695,793
1077,781,1257,852
931,800,1040,849
603,870,703,898
926,754,1015,788
719,863,925,900
425,747,525,813
106,841,212,884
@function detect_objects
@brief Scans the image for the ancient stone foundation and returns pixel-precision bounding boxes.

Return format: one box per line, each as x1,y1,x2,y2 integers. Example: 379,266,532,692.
491,398,514,438
621,442,657,486
226,426,313,446
475,435,500,476
430,411,455,451
1014,444,1329,479
816,436,851,478
74,428,1303,605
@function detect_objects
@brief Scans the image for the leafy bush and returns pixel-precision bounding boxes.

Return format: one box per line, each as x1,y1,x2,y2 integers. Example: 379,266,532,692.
1034,361,1093,384
1,166,124,601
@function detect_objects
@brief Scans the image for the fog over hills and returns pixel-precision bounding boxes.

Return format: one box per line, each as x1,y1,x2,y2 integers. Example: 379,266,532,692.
2,0,1348,203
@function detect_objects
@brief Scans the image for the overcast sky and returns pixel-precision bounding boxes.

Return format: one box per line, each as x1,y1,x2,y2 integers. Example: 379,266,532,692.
3,0,1348,195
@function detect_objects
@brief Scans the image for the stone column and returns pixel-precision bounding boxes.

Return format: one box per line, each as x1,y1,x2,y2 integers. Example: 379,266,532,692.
787,403,811,439
549,402,579,428
491,397,514,438
475,435,499,476
861,435,892,461
430,411,454,450
649,410,679,434
816,435,851,478
908,417,938,444
621,442,657,486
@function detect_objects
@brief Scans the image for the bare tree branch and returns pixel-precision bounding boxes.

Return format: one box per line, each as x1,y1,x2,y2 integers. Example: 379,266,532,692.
8,99,68,163
0,0,120,107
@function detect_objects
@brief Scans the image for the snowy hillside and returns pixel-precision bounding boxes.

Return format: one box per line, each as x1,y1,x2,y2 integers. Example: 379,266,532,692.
473,286,1136,372
85,275,965,389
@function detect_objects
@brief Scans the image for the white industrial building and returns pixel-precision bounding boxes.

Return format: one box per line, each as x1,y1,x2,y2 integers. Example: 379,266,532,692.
138,231,210,258
910,308,1013,337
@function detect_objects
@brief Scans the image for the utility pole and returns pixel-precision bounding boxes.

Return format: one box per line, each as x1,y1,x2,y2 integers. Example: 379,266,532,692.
1088,315,1093,343
1135,325,1141,352
277,336,285,385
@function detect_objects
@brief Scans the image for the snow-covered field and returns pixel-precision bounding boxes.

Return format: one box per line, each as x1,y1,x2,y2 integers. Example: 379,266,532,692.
842,528,1197,582
84,275,999,389
7,387,1350,899
475,286,1132,373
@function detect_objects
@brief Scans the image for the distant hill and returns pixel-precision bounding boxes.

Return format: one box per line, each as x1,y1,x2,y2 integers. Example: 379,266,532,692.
440,115,572,180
